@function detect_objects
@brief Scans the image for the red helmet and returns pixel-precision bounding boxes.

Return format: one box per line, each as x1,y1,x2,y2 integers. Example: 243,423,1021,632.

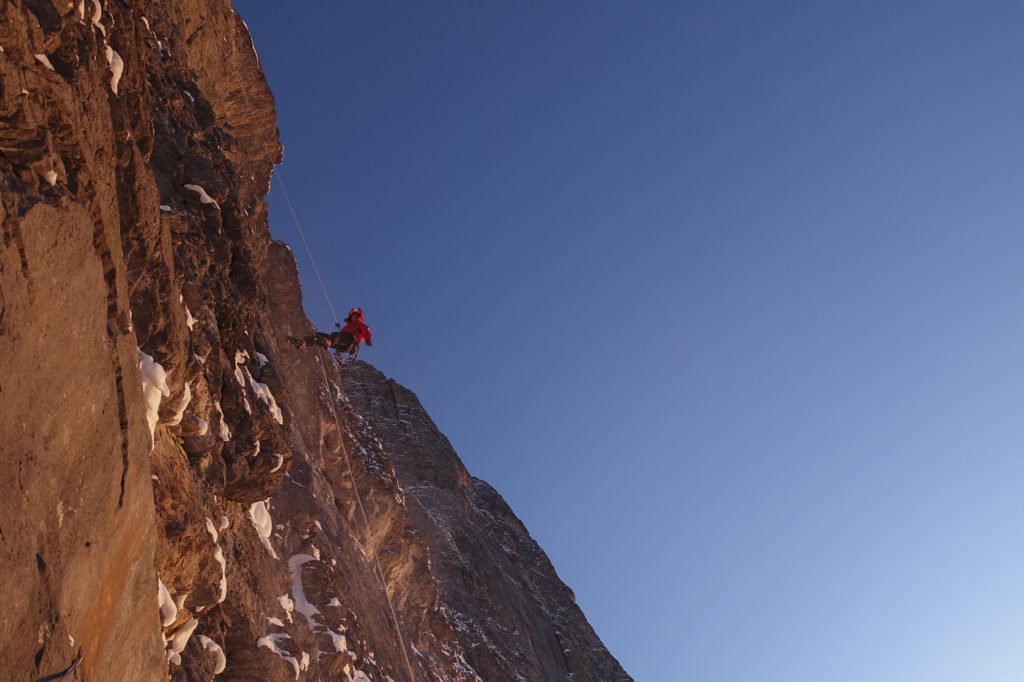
345,307,363,322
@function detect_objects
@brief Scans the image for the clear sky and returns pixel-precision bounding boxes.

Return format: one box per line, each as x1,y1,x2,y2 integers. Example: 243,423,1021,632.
234,2,1024,680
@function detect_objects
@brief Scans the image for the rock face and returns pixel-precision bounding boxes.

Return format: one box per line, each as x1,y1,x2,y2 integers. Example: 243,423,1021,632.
0,1,631,681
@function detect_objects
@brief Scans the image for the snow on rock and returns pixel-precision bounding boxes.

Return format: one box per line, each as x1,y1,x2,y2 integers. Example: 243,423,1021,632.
257,633,299,679
270,454,284,473
158,578,177,627
203,517,227,601
300,652,310,671
248,372,283,425
184,183,219,208
219,515,230,532
325,628,346,653
248,500,279,559
268,616,285,627
42,170,57,186
287,554,321,629
34,53,55,71
213,546,227,603
195,417,209,436
327,597,341,607
138,350,170,445
159,204,172,212
277,594,295,623
167,617,198,666
104,45,123,94
185,306,198,331
91,0,105,34
166,382,191,426
204,517,219,544
213,401,231,442
256,352,269,367
196,634,227,675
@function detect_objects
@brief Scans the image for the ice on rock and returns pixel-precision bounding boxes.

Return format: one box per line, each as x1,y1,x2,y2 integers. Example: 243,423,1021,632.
184,183,219,208
248,501,279,559
196,634,227,675
138,350,170,446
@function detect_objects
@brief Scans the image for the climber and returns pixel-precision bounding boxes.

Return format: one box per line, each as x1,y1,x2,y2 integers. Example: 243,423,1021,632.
288,307,373,364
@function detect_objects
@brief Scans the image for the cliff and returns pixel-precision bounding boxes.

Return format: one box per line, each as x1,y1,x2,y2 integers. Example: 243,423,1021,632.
0,1,630,680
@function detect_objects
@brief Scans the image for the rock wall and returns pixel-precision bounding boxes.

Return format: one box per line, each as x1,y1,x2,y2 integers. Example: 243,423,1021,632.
0,1,630,680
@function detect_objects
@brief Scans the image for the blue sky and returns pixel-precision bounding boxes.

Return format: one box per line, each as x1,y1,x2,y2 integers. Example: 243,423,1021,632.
235,2,1024,679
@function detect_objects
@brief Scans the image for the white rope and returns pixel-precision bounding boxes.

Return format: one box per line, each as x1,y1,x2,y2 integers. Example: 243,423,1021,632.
228,58,417,680
271,170,417,682
273,170,340,326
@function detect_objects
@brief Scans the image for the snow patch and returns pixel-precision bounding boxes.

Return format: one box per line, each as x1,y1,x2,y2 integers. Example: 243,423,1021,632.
166,382,191,426
167,618,198,666
248,372,283,424
104,45,123,94
287,554,321,629
34,53,54,71
90,0,105,34
204,517,219,544
268,616,285,627
257,633,299,679
138,350,170,446
270,454,284,473
325,628,346,653
185,306,198,331
278,595,294,623
196,634,227,675
204,517,228,603
42,170,57,186
327,597,341,607
256,352,269,367
158,578,177,627
213,401,231,441
248,501,279,559
184,183,219,208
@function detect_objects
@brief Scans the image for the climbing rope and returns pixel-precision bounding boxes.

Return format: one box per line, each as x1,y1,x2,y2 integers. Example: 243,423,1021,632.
273,161,418,682
231,66,417,681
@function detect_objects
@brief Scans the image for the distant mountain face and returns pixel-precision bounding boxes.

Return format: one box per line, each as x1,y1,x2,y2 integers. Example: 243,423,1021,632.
0,1,630,681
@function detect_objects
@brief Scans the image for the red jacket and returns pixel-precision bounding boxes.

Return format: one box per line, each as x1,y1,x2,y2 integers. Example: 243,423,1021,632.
341,310,372,345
